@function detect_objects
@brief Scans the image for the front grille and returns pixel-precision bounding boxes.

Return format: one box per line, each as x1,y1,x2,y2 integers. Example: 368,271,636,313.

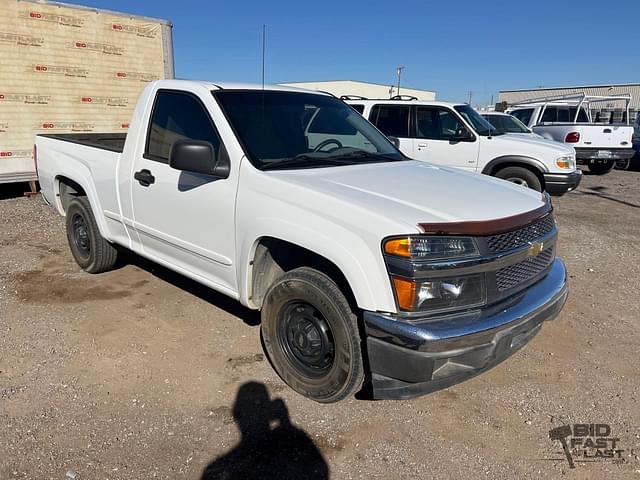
495,247,554,291
487,215,555,253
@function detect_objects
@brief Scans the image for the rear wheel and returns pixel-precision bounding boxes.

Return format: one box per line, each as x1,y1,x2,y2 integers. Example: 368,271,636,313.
494,166,542,192
261,267,363,403
65,197,118,273
588,161,614,175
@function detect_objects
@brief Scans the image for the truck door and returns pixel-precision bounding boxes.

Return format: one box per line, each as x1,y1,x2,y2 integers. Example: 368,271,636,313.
129,89,238,293
411,106,479,171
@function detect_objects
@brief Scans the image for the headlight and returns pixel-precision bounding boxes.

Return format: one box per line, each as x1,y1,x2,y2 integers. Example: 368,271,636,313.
555,155,576,170
384,236,478,260
392,274,485,312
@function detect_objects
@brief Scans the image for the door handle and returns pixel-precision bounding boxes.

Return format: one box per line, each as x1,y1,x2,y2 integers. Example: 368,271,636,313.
417,143,428,148
134,169,155,187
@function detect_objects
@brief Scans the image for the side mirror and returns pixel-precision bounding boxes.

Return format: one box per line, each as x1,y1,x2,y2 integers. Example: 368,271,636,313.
452,128,473,141
387,136,400,148
169,139,230,178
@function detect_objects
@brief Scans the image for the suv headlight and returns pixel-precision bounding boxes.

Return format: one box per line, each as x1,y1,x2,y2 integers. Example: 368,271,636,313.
383,236,485,313
555,155,576,170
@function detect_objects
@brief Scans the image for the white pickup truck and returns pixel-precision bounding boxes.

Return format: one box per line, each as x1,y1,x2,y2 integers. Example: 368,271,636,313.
346,99,581,196
35,80,568,402
507,94,635,174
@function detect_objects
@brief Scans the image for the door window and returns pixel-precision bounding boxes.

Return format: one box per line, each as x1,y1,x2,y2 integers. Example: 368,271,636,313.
415,107,464,140
145,90,221,163
369,105,410,137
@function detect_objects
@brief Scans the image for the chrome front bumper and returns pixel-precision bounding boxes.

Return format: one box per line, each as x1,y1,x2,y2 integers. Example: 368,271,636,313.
364,259,568,400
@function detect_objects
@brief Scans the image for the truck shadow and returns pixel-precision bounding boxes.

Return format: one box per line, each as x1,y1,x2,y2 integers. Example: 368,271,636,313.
573,185,640,209
201,381,329,480
119,251,260,326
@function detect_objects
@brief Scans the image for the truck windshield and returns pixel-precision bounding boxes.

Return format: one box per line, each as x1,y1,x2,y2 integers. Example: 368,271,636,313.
454,105,502,136
482,114,530,134
214,90,404,170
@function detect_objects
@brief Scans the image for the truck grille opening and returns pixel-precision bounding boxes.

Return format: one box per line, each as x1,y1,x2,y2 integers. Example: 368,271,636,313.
495,247,554,292
487,215,555,254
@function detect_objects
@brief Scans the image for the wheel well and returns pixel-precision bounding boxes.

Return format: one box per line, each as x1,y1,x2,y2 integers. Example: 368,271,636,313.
250,237,357,311
491,162,545,188
57,176,86,213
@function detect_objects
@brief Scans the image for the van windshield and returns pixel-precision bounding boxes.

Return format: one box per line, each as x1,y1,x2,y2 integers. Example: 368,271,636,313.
454,105,502,136
214,90,404,170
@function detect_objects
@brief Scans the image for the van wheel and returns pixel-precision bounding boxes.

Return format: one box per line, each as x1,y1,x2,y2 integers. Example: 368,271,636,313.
589,161,614,175
495,166,542,192
261,267,363,403
65,197,118,273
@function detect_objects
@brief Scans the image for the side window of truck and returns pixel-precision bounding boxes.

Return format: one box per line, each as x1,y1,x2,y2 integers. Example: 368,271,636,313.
350,104,365,114
145,90,221,163
511,108,534,126
369,105,410,138
540,107,557,123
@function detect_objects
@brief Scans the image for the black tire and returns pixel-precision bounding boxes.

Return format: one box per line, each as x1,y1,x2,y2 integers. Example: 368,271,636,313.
589,161,614,174
65,196,118,273
261,267,363,403
494,166,542,192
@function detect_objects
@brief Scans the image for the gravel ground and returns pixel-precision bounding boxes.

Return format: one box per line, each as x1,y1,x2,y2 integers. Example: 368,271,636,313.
1,170,639,479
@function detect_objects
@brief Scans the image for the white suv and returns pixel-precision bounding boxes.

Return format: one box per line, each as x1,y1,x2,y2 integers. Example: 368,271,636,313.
346,99,581,196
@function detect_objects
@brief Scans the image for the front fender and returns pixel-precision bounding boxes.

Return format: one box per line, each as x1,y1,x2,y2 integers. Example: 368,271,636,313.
237,216,397,313
482,155,548,175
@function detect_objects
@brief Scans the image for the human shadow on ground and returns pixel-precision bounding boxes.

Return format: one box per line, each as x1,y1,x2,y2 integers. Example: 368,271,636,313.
201,381,329,480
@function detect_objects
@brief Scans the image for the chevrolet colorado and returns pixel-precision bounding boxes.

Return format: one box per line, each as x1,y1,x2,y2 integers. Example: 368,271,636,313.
35,80,568,402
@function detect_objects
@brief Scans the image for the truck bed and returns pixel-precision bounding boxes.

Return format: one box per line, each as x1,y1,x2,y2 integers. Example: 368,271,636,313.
37,133,127,154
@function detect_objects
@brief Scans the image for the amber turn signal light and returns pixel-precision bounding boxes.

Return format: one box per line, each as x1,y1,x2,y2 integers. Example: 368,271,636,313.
384,237,411,257
392,277,417,311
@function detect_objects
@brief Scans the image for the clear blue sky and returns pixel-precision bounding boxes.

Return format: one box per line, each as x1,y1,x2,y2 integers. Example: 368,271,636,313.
64,0,639,105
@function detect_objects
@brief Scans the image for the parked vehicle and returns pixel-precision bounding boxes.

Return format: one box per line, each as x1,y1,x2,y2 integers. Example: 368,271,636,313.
507,94,634,175
0,0,174,185
347,99,581,196
480,111,542,139
36,80,569,402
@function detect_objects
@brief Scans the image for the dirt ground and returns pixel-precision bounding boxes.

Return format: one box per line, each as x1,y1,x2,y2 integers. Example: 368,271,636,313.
1,170,639,479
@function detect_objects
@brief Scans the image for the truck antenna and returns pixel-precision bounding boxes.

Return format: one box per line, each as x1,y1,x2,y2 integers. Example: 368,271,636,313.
261,24,266,90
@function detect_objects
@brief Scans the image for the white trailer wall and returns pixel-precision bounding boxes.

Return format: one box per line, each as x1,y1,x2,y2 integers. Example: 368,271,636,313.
0,0,173,183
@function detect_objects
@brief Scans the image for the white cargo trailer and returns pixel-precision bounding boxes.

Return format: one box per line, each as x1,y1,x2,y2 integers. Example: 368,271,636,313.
0,0,174,184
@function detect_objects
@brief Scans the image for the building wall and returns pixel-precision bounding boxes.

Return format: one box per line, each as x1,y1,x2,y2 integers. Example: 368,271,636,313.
499,84,640,121
0,0,172,181
281,80,436,101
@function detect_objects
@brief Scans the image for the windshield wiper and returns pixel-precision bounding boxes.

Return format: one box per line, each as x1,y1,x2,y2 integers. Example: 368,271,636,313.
261,155,360,171
262,151,404,171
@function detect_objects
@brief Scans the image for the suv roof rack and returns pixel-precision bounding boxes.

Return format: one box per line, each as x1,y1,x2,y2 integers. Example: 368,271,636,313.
339,95,368,100
389,95,418,101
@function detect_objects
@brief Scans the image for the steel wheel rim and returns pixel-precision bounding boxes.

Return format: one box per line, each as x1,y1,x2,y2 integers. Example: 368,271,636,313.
277,301,335,378
71,213,91,259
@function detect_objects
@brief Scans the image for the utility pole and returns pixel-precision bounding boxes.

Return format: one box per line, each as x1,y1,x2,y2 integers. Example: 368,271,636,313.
468,90,473,105
396,66,404,97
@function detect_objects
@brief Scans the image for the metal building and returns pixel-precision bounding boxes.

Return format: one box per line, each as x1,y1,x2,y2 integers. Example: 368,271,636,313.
499,83,640,122
280,80,436,101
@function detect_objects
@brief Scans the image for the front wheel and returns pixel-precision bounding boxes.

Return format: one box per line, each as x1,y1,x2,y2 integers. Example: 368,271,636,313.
494,166,542,192
261,267,363,403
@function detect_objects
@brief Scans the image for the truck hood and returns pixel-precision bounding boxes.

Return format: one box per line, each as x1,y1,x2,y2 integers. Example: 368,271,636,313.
268,160,547,232
491,133,575,156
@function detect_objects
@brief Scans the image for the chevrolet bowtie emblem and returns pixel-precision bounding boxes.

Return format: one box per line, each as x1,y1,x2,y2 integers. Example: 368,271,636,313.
527,241,544,257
